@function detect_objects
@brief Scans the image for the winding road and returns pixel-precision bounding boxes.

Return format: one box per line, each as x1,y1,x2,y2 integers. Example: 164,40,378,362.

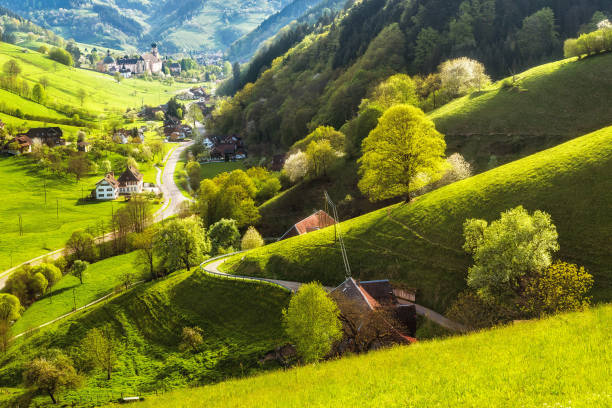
0,142,192,290
202,256,466,332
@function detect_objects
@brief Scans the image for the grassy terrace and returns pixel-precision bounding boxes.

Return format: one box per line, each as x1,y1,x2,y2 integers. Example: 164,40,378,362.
175,158,246,198
431,53,612,167
223,126,612,313
0,156,129,271
10,252,145,336
132,304,612,408
0,264,291,406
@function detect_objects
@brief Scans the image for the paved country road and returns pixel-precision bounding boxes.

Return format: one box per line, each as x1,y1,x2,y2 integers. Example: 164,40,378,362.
0,142,192,290
155,141,194,221
202,256,467,332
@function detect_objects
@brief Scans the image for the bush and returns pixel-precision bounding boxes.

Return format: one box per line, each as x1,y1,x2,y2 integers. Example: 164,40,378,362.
241,226,264,250
49,47,73,66
564,27,612,58
521,262,593,317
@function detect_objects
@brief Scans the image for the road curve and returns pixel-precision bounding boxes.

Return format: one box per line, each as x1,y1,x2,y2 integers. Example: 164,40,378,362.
202,255,466,332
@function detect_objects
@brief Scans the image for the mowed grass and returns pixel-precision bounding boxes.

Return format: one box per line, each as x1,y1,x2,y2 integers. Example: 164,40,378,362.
0,42,185,118
0,263,291,406
131,304,612,408
0,156,127,271
430,53,612,167
10,252,145,336
224,126,612,313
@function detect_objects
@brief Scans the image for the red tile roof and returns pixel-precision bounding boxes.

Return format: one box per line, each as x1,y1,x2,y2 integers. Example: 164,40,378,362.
294,210,336,235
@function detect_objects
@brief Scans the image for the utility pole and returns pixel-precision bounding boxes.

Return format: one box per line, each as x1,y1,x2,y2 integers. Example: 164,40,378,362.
18,214,23,236
44,179,47,205
73,288,77,311
324,191,351,278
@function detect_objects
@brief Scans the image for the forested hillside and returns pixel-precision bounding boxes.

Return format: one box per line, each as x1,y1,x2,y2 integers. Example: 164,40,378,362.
209,0,612,151
227,0,346,63
0,0,293,52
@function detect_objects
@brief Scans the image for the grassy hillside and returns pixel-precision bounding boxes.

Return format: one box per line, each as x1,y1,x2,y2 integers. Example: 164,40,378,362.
431,53,612,168
224,126,612,313
128,304,612,408
0,42,183,131
10,252,147,336
0,263,291,406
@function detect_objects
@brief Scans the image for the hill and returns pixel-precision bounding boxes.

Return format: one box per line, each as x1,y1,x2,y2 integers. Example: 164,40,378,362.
431,53,612,168
209,0,612,149
0,262,291,406
129,304,612,407
0,0,294,53
224,126,612,313
227,0,345,63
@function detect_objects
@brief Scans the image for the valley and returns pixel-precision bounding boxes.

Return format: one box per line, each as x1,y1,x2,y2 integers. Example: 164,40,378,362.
0,2,611,407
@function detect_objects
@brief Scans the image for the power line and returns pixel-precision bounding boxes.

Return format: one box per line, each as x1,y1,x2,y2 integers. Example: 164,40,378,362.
324,191,351,278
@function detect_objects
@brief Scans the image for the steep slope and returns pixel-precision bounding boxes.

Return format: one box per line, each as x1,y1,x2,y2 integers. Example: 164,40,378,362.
0,265,291,406
225,126,612,313
136,304,612,407
0,0,292,52
227,0,345,63
209,0,612,148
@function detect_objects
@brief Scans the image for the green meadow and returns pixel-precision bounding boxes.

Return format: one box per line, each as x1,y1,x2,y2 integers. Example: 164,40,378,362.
133,304,612,408
0,42,185,129
224,126,612,313
0,156,127,271
10,252,146,336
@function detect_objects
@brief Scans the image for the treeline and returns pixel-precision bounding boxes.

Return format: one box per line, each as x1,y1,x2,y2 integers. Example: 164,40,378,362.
209,0,612,150
564,21,612,58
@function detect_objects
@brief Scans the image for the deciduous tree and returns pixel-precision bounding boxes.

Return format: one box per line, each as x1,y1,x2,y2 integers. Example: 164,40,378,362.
358,104,446,202
71,260,89,285
180,326,204,352
154,216,210,272
282,283,342,363
463,206,559,301
24,352,81,404
241,226,264,250
81,326,118,380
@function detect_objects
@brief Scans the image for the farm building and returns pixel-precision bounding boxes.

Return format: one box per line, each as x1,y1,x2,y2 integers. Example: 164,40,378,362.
279,210,336,240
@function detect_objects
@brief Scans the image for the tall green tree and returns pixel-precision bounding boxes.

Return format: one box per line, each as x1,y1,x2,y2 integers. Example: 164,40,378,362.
282,282,342,363
154,216,210,272
208,218,240,254
517,8,559,61
71,260,89,285
32,83,46,104
358,104,446,202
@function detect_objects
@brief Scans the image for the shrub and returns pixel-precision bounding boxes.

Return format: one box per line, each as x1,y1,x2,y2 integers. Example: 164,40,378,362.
49,47,74,66
521,262,593,317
